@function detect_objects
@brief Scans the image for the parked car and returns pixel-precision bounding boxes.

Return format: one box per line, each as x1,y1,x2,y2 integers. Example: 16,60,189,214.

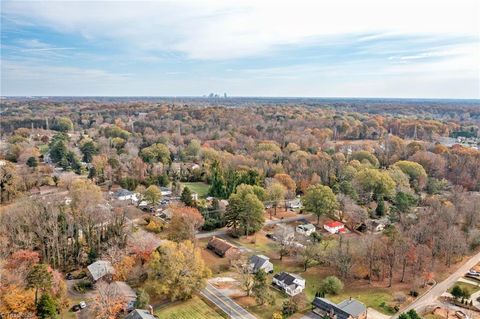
79,301,87,309
65,273,73,280
266,233,278,241
467,269,480,276
71,304,80,312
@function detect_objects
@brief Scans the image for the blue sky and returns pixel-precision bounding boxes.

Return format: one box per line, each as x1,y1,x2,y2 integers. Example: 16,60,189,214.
1,0,479,98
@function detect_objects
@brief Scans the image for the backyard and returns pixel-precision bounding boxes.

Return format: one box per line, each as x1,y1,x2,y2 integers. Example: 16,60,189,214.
182,182,210,198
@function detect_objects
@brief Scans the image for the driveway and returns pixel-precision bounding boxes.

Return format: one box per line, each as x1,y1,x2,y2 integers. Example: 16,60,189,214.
393,250,480,317
66,279,97,319
200,283,257,319
196,215,311,239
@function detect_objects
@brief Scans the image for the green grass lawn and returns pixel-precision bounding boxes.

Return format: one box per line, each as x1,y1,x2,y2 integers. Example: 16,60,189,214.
244,288,289,319
156,295,225,319
38,144,49,155
182,182,210,198
450,281,480,295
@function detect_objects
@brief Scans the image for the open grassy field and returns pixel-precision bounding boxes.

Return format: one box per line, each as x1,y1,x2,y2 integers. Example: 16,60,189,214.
182,182,210,198
156,295,225,319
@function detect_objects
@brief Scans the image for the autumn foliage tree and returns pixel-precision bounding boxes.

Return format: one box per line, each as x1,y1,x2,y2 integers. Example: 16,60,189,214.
146,240,211,301
167,205,205,242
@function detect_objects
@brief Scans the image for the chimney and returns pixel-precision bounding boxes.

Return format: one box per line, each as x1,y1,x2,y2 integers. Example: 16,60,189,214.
148,304,154,315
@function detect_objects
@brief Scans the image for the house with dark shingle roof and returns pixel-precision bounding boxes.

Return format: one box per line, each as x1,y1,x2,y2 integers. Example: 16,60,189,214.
312,297,367,319
207,237,240,258
272,272,305,296
249,255,273,273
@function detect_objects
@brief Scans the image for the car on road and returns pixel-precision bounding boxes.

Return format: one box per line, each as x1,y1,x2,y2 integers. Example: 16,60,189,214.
79,301,87,309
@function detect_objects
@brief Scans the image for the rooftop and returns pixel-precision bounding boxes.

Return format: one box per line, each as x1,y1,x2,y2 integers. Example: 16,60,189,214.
87,260,115,281
324,221,344,228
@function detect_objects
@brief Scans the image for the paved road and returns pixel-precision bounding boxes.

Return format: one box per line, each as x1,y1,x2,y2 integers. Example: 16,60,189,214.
196,215,310,239
392,250,480,318
200,283,257,319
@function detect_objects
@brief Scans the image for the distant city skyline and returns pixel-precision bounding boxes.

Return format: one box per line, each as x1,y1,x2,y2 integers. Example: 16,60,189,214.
1,0,479,98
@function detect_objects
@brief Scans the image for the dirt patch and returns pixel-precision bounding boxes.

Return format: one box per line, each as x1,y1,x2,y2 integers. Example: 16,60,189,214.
201,248,231,275
234,295,257,307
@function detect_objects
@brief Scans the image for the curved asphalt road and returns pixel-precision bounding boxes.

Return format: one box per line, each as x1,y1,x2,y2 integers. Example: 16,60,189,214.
392,250,480,318
201,283,257,319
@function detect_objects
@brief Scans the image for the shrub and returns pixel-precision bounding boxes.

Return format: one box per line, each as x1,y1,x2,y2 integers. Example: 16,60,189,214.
282,297,298,316
318,276,344,296
145,219,163,233
134,288,150,308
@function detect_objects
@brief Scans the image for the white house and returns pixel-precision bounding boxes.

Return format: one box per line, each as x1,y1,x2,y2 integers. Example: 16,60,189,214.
113,189,138,203
324,221,345,234
160,187,172,197
272,272,305,296
296,223,316,236
287,198,302,209
370,220,386,232
249,255,274,274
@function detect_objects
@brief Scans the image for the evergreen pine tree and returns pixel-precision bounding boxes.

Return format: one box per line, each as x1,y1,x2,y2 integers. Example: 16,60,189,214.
37,293,58,319
376,195,385,216
181,186,194,206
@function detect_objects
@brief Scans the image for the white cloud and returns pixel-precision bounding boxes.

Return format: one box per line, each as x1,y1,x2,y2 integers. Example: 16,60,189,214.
2,0,479,60
1,60,129,95
1,0,479,97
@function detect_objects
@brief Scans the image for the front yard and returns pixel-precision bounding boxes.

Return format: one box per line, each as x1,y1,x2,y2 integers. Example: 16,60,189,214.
156,295,226,319
449,280,480,295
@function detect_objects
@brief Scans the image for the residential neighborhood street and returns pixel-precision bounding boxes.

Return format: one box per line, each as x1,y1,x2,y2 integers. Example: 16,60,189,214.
392,250,480,318
200,283,257,319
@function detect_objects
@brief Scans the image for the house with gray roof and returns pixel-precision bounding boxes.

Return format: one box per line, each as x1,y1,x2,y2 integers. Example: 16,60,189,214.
312,297,366,319
125,308,157,319
87,260,115,282
249,255,274,273
272,272,305,296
